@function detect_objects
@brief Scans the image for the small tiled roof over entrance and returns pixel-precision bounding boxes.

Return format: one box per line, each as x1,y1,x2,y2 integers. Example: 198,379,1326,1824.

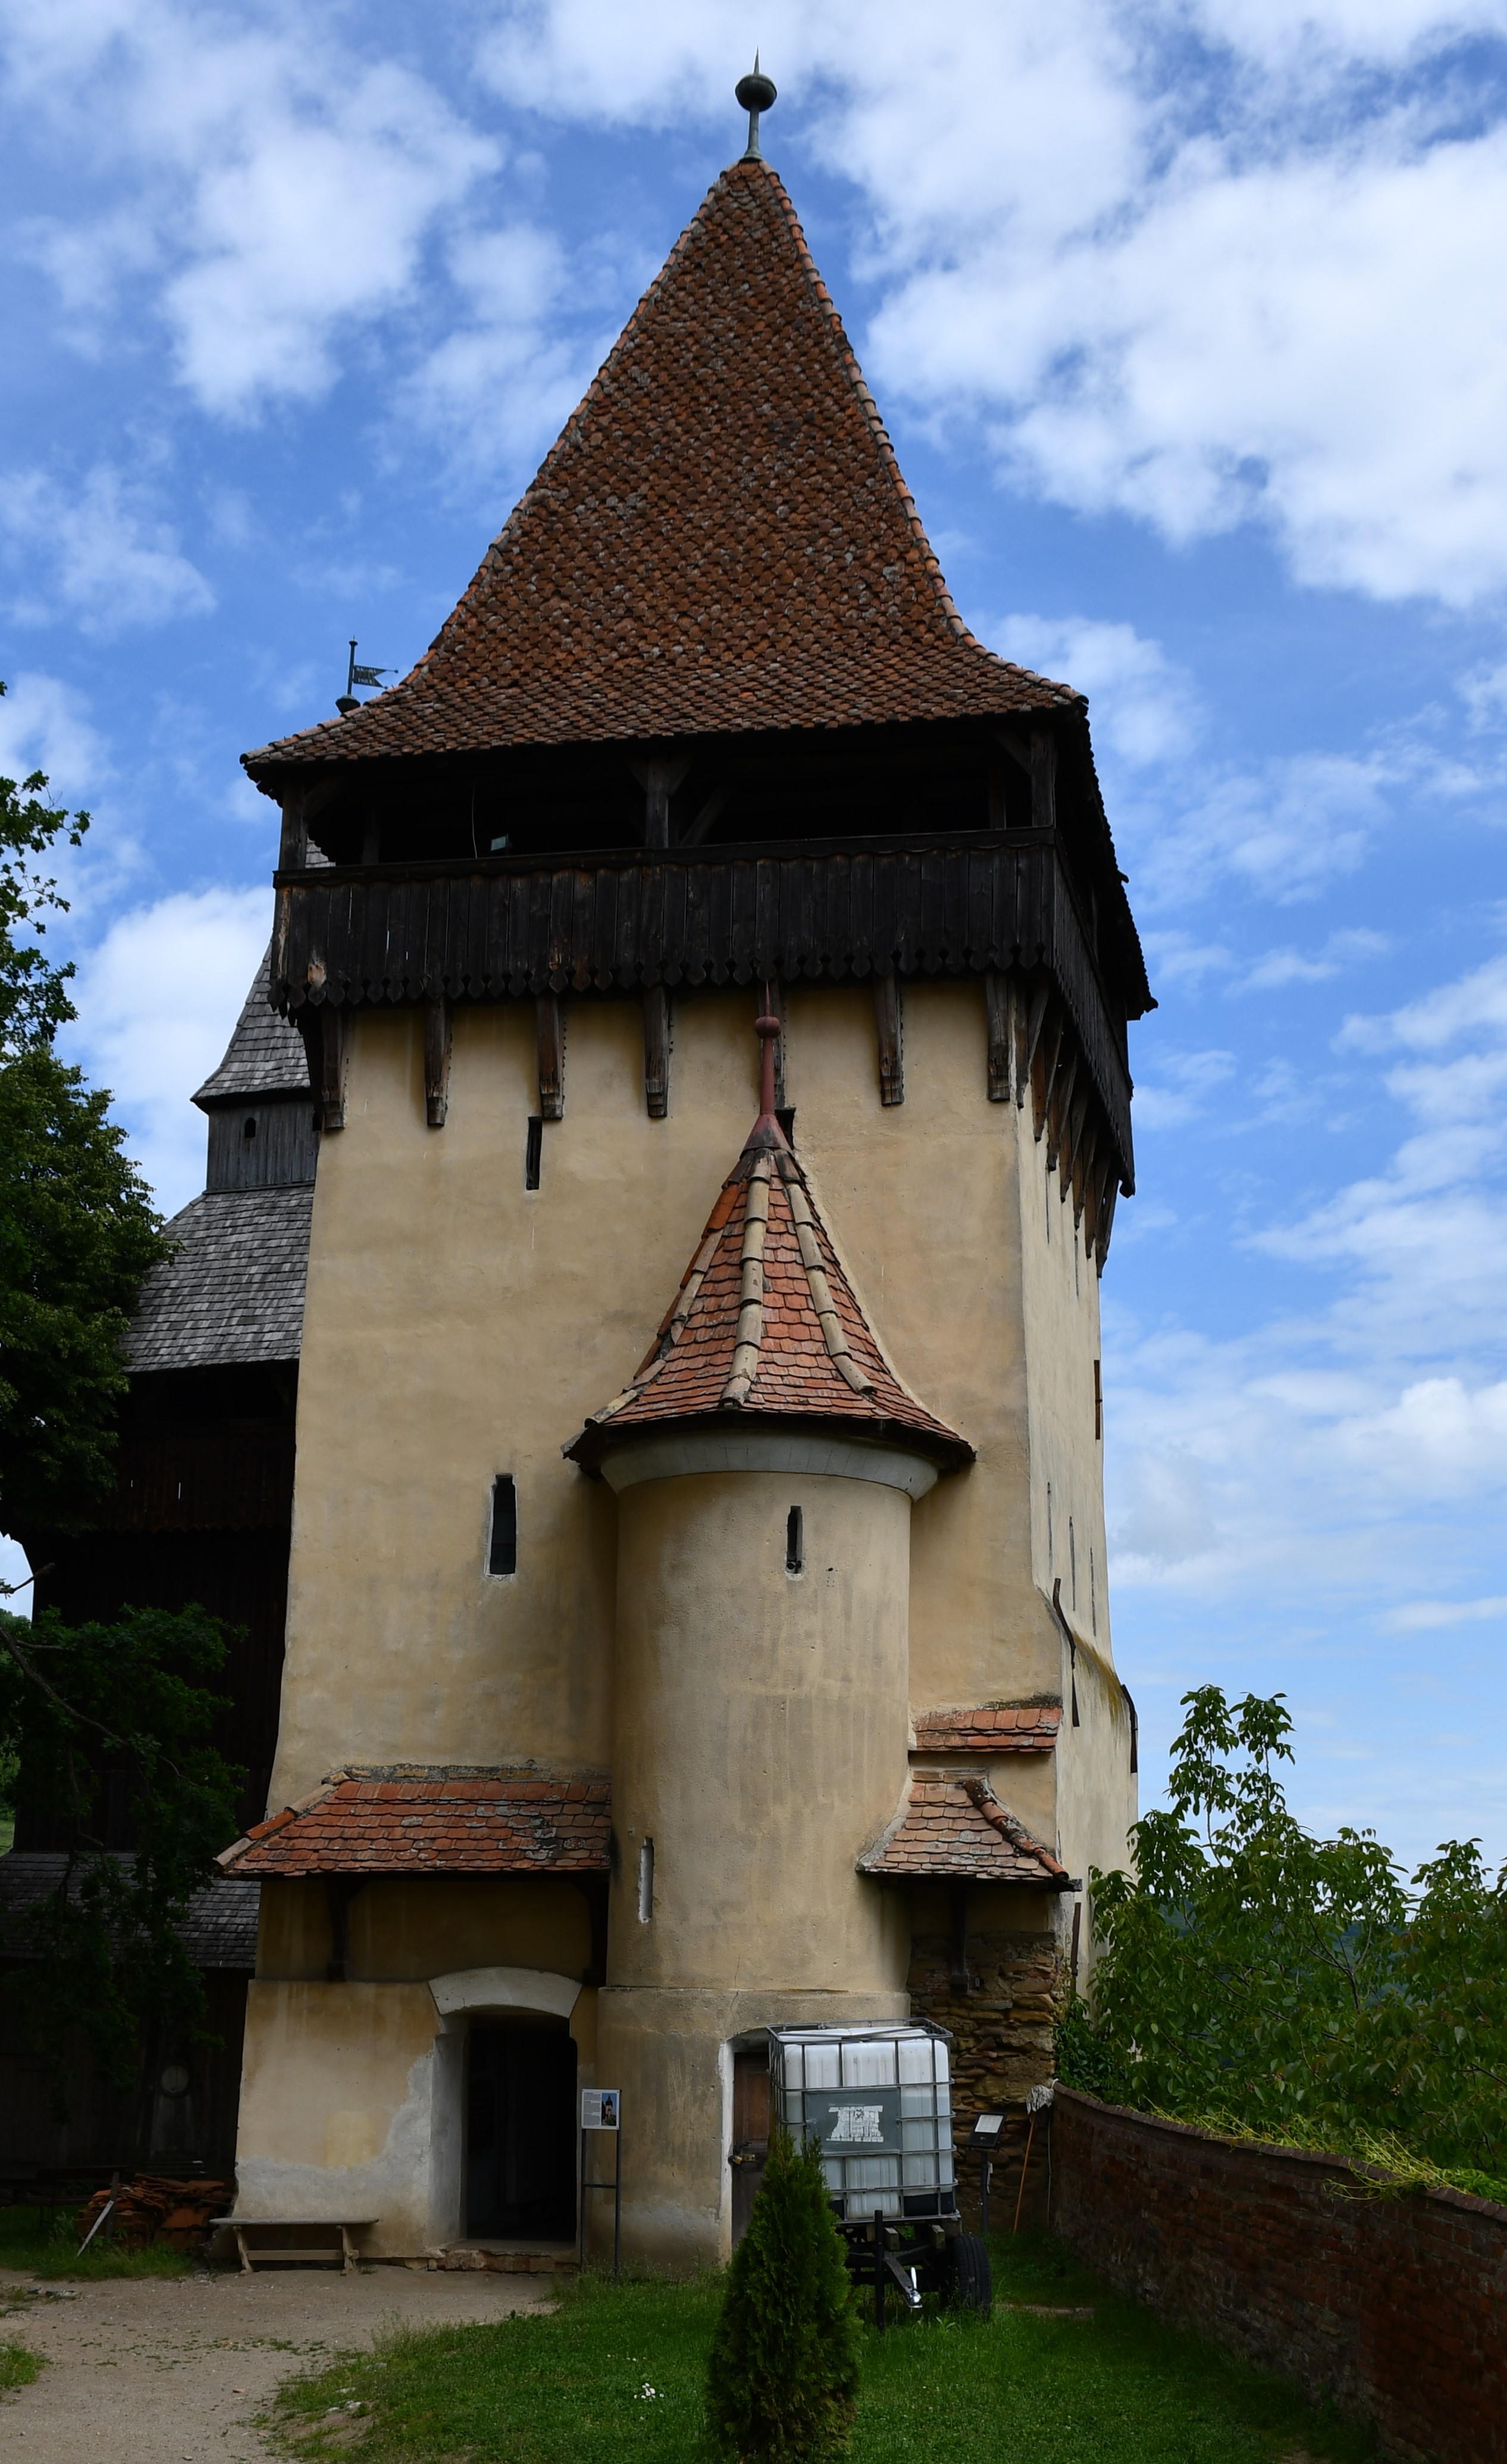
244,157,1076,782
219,1771,611,1876
567,1018,970,1475
859,1774,1071,1888
911,1705,1063,1755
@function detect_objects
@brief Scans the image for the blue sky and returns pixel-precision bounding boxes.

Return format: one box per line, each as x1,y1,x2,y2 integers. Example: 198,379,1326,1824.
2,0,1506,1872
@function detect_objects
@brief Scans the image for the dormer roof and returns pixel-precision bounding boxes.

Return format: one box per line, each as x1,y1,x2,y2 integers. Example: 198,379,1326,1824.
244,157,1076,783
567,1039,970,1476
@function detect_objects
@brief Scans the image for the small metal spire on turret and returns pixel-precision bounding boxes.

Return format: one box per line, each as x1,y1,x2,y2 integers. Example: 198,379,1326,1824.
735,57,777,161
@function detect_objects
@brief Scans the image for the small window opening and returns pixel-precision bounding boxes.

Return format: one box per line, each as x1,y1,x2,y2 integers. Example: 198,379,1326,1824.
1069,1516,1077,1610
1073,1231,1080,1298
1044,1163,1051,1242
488,1475,518,1577
243,1114,257,1140
1047,1481,1054,1570
637,1838,654,1924
490,834,510,853
1094,1358,1102,1442
785,1505,804,1574
524,1116,543,1189
1090,1545,1098,1636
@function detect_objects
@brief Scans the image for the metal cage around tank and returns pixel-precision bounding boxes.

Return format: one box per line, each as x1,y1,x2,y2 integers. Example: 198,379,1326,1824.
766,2021,957,2222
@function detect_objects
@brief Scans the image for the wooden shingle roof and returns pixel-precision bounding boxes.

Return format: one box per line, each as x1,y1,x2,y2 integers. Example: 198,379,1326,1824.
859,1774,1071,1888
219,1771,611,1876
245,158,1075,782
568,1020,970,1474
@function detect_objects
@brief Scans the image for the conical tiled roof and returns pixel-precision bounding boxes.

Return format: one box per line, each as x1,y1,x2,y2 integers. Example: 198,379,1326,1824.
245,158,1076,781
568,1021,971,1475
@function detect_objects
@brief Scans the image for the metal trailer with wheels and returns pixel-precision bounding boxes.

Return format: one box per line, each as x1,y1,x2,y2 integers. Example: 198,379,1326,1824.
766,2022,992,2325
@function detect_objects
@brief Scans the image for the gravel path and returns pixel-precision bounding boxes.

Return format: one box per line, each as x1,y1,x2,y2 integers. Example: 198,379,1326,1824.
0,2262,552,2460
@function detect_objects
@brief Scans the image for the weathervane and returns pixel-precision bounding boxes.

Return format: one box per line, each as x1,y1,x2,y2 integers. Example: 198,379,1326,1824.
336,639,390,715
736,56,776,161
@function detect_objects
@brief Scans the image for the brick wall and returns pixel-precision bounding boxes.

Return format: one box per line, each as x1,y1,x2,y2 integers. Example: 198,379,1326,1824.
1052,2087,1507,2464
907,1926,1064,2231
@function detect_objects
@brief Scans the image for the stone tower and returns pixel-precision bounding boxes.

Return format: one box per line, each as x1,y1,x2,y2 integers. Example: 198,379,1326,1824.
220,109,1151,2267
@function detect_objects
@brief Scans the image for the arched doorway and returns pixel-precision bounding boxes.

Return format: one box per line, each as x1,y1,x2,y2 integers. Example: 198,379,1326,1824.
465,2018,577,2241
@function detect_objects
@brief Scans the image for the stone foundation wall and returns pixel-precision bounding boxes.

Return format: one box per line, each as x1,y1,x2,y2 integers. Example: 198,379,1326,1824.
907,1927,1065,2230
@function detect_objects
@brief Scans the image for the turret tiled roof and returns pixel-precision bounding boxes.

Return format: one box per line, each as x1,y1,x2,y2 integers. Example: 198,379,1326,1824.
859,1774,1071,1888
911,1705,1063,1755
568,1028,970,1474
244,158,1076,782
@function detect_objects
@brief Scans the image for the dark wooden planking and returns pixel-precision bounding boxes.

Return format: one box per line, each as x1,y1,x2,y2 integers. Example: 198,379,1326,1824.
272,833,1135,1185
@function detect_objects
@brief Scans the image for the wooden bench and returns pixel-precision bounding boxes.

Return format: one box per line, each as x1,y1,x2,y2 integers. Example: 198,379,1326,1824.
213,2218,377,2274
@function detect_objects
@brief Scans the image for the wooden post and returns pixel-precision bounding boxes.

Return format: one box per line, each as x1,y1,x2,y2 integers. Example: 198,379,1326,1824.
277,795,307,871
537,993,565,1120
298,1009,346,1133
873,972,904,1107
642,985,670,1119
424,997,450,1129
1029,728,1057,832
631,751,691,847
985,972,1013,1103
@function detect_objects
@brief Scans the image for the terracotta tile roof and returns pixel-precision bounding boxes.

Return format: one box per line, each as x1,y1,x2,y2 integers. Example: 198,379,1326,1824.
567,1072,971,1473
244,159,1077,781
219,1771,610,1876
859,1773,1071,1888
912,1705,1063,1755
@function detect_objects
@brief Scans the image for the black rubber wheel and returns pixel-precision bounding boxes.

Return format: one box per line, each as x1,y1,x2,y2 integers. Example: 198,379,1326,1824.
947,2232,992,2315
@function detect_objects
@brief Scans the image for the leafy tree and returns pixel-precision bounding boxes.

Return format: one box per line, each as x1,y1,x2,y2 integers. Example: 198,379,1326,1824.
706,2124,860,2463
0,1603,242,2097
0,687,168,1537
1062,1686,1507,2183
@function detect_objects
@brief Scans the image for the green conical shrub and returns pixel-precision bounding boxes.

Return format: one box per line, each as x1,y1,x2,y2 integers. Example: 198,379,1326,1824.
706,2124,860,2463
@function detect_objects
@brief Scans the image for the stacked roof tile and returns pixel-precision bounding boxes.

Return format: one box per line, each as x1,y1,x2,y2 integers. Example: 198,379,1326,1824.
193,951,311,1106
859,1774,1070,1887
245,158,1076,781
912,1705,1063,1755
569,1102,970,1471
127,1187,312,1373
220,1773,612,1876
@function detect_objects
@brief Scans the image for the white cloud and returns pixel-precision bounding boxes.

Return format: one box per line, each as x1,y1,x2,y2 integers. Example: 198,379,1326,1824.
1129,1047,1237,1131
0,464,212,634
1386,1595,1507,1632
4,0,496,418
490,0,1507,606
64,884,274,1214
1240,928,1390,991
982,613,1198,768
0,671,106,799
401,224,597,477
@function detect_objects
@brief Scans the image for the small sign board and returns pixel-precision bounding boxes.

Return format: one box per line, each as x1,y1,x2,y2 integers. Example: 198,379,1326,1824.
581,2089,620,2131
970,2112,1006,2143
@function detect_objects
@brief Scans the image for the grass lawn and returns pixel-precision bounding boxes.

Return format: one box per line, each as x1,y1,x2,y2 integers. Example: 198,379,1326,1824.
0,2204,191,2281
271,2233,1374,2463
0,2339,43,2390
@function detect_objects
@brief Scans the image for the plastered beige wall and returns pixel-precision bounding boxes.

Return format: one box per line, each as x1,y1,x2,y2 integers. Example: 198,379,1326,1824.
272,976,1134,1949
256,1875,593,1984
610,1468,913,1995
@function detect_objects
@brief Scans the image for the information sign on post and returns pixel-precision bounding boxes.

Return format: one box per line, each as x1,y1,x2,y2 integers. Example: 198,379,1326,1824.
578,2090,623,2277
970,2112,1005,2235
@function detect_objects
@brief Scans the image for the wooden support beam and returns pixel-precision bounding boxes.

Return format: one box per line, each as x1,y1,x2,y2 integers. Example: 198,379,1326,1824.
1049,1054,1073,1178
297,1007,346,1133
1030,728,1057,832
629,751,692,847
1095,1179,1118,1270
536,993,565,1120
1061,1084,1091,1204
424,997,450,1129
985,971,1014,1103
278,796,307,871
643,985,671,1119
680,785,727,847
1030,999,1061,1141
873,972,904,1107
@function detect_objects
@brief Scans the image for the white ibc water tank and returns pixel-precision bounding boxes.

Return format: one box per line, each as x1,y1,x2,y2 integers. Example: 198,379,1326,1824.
767,2022,957,2222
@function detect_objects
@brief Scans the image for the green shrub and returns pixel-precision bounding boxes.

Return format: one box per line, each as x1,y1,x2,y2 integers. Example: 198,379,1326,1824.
706,2125,859,2462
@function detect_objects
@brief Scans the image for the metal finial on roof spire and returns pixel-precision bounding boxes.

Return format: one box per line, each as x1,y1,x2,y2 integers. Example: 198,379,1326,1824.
735,57,776,161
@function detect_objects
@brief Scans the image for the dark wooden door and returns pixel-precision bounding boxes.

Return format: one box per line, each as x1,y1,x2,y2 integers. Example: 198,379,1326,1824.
465,2024,577,2241
729,2045,770,2244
